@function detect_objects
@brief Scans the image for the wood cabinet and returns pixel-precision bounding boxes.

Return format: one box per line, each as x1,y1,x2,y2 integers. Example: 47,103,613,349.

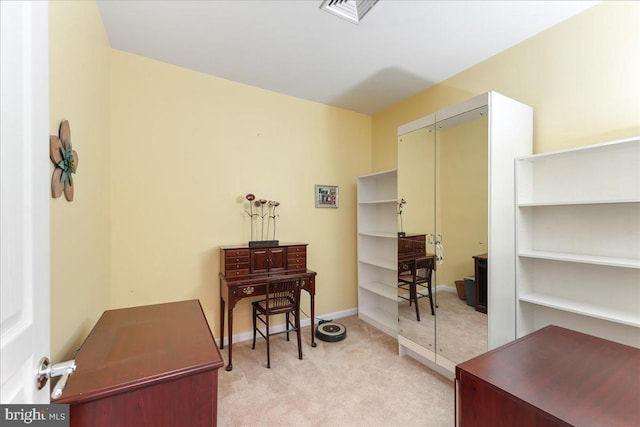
222,247,249,278
455,325,640,427
287,245,307,270
357,169,398,337
220,243,307,276
515,137,640,348
250,247,286,273
55,300,224,427
473,253,487,313
398,234,426,263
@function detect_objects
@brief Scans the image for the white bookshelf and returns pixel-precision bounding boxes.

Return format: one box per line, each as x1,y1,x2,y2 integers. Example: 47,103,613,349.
516,136,640,348
357,169,398,337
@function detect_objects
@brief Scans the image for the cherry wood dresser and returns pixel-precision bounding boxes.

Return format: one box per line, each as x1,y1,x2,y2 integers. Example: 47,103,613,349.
55,300,224,427
220,242,308,278
455,325,640,427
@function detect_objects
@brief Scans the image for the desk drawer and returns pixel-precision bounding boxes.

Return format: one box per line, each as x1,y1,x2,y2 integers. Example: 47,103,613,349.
226,254,248,263
226,262,249,271
287,246,306,269
398,256,435,273
287,253,306,262
288,258,306,269
398,262,412,273
232,283,265,297
226,269,249,278
224,249,249,274
225,249,249,258
287,246,306,255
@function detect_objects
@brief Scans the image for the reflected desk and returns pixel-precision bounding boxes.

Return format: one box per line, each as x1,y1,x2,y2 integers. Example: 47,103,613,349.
398,234,436,320
398,233,427,261
398,254,437,319
219,242,316,371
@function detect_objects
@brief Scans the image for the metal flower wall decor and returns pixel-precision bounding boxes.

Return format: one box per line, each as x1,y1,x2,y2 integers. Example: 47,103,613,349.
49,120,78,201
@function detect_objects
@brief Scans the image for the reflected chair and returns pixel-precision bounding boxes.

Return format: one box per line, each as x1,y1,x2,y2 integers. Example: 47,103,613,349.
252,275,304,368
398,255,436,321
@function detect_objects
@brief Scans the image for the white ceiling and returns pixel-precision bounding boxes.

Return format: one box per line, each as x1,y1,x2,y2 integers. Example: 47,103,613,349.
97,0,597,115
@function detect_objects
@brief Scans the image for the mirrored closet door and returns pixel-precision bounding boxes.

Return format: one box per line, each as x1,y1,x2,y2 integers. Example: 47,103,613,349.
434,107,488,367
397,123,436,353
397,92,532,374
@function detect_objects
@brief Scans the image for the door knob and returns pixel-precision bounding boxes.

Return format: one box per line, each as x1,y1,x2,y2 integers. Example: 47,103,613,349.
37,356,76,399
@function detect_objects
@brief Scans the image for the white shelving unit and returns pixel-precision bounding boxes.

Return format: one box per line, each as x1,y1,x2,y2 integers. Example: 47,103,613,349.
516,137,640,348
357,169,398,337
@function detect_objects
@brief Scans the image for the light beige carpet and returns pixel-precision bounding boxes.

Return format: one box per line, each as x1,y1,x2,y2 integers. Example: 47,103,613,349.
218,315,455,427
398,290,488,365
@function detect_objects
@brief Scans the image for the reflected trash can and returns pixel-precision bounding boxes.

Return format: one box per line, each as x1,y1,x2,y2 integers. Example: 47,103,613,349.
455,280,466,300
464,276,476,307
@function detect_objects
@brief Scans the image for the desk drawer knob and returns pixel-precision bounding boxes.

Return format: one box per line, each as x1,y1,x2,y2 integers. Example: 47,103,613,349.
242,286,255,295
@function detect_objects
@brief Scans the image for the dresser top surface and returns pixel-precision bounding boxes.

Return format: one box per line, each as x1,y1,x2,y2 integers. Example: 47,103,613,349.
220,242,307,250
56,299,223,404
219,268,316,283
457,325,640,426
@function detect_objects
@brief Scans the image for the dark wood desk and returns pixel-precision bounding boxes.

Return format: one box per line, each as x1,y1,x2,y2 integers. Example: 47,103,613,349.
55,300,224,427
219,243,317,371
455,325,640,427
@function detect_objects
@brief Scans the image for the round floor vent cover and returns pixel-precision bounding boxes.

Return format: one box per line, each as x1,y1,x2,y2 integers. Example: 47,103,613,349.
315,322,347,342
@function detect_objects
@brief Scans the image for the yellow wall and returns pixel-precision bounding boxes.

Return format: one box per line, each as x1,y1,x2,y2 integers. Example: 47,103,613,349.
49,1,111,361
108,50,372,335
48,0,639,358
398,127,435,236
372,1,640,171
437,118,488,287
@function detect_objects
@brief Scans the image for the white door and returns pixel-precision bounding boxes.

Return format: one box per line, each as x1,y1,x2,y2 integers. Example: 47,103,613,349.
0,0,51,404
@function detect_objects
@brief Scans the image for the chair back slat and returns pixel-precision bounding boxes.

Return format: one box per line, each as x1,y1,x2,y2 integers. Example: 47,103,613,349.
265,277,302,314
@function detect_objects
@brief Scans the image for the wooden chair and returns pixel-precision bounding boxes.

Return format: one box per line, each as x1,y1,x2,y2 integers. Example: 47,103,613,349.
398,255,436,321
251,275,304,368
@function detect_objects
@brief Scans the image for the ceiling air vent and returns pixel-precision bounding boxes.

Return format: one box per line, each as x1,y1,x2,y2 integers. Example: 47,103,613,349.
319,0,379,24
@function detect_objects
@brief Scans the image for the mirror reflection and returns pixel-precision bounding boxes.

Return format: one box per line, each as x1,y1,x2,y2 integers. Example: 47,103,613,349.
397,125,436,351
434,107,488,365
397,107,489,367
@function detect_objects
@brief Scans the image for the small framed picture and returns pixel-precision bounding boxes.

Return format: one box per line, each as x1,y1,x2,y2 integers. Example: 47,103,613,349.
315,185,339,208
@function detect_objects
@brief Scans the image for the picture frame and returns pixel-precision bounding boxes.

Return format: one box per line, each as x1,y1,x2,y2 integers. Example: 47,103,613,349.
315,184,339,208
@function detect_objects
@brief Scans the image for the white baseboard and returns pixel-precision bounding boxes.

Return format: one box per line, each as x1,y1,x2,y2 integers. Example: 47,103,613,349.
435,284,456,293
217,307,358,347
398,335,454,380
